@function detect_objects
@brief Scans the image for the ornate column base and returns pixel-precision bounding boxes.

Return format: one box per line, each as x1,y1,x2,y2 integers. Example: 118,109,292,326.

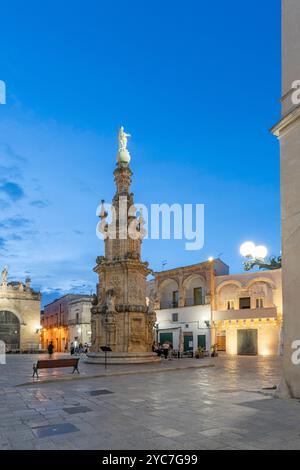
85,351,161,364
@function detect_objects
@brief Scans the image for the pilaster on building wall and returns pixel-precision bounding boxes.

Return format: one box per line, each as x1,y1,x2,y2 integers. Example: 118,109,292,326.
270,0,300,397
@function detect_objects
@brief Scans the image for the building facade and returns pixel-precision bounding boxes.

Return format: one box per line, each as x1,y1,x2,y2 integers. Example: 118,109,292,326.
68,296,93,347
153,261,283,357
271,0,300,397
152,259,229,354
42,294,84,352
0,267,41,352
214,269,282,356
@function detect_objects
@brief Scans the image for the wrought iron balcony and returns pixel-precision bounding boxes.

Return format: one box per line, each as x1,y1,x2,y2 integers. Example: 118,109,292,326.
213,306,278,322
184,297,205,307
160,301,179,309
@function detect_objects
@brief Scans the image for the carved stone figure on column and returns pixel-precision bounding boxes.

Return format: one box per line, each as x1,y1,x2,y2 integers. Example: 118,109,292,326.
1,266,8,285
148,289,157,314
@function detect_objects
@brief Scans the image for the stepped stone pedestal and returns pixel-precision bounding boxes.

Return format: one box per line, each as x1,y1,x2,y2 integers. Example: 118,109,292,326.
86,351,160,364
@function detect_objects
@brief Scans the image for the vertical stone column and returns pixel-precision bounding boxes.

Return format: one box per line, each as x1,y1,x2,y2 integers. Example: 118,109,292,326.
178,275,185,307
271,0,300,397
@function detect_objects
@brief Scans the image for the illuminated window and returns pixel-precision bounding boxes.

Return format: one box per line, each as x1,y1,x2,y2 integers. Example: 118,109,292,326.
256,298,264,308
227,300,234,310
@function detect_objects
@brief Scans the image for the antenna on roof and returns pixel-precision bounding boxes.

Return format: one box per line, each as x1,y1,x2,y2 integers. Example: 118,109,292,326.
161,260,167,271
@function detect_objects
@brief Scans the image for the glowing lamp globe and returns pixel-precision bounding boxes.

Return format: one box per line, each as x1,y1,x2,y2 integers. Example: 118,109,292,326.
254,245,268,259
240,241,256,258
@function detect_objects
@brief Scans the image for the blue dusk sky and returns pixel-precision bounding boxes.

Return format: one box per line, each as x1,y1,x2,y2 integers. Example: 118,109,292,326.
0,0,281,306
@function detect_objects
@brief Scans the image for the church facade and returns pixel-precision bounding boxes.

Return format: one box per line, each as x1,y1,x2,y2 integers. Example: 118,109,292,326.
0,267,41,352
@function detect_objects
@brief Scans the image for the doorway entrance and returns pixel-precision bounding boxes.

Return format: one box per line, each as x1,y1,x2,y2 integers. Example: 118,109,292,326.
0,311,20,351
237,329,258,355
159,332,173,345
183,334,193,352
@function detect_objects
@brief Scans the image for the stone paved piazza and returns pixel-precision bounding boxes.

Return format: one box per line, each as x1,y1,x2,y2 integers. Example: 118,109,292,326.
1,354,300,450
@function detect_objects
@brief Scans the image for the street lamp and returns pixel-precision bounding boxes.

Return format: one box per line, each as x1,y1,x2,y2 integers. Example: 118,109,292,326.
253,245,268,259
240,241,256,258
240,241,268,260
208,257,215,350
240,241,271,271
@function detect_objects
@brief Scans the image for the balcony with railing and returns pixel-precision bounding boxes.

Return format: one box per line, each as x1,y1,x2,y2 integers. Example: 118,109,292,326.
184,297,205,307
159,298,208,309
213,306,277,322
160,301,179,309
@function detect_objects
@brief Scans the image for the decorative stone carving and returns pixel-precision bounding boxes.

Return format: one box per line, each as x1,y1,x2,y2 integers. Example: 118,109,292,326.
1,266,8,287
86,128,159,364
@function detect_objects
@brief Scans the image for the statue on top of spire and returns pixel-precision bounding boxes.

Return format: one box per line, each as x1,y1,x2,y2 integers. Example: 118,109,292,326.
118,126,131,151
117,126,131,165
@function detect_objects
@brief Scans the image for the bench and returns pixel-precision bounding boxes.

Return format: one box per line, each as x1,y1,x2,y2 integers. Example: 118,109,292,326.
32,358,80,378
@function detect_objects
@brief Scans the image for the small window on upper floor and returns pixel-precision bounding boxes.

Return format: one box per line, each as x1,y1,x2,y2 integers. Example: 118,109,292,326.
172,290,179,308
227,300,235,310
172,313,178,322
239,297,251,309
194,287,203,305
256,298,264,308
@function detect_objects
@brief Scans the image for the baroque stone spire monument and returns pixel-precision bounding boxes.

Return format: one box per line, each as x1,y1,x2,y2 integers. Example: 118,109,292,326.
86,127,159,364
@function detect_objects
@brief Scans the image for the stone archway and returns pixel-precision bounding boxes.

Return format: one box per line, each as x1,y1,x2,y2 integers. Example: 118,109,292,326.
158,278,179,309
0,311,20,352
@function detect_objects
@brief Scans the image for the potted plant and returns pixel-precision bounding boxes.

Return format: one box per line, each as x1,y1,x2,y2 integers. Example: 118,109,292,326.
195,346,205,359
211,343,218,357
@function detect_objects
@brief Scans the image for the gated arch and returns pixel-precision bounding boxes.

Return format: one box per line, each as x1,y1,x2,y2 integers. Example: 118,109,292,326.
0,311,20,351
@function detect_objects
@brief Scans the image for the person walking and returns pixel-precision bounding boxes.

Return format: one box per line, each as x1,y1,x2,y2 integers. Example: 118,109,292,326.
162,342,169,359
47,341,54,359
168,343,173,360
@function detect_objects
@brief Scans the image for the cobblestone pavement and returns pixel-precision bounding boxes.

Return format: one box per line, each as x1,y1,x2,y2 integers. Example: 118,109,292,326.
1,354,300,450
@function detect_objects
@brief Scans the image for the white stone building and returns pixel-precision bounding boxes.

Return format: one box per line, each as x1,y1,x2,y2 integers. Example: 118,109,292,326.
0,268,41,352
151,259,229,354
68,296,93,347
214,269,282,356
152,261,283,357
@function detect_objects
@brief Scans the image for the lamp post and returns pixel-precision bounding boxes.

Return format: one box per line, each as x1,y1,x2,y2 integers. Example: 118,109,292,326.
240,241,270,271
104,306,109,371
208,257,215,350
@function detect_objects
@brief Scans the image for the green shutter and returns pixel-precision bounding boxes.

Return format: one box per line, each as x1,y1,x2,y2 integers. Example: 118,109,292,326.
197,335,206,349
184,335,193,351
194,287,202,305
159,332,173,344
